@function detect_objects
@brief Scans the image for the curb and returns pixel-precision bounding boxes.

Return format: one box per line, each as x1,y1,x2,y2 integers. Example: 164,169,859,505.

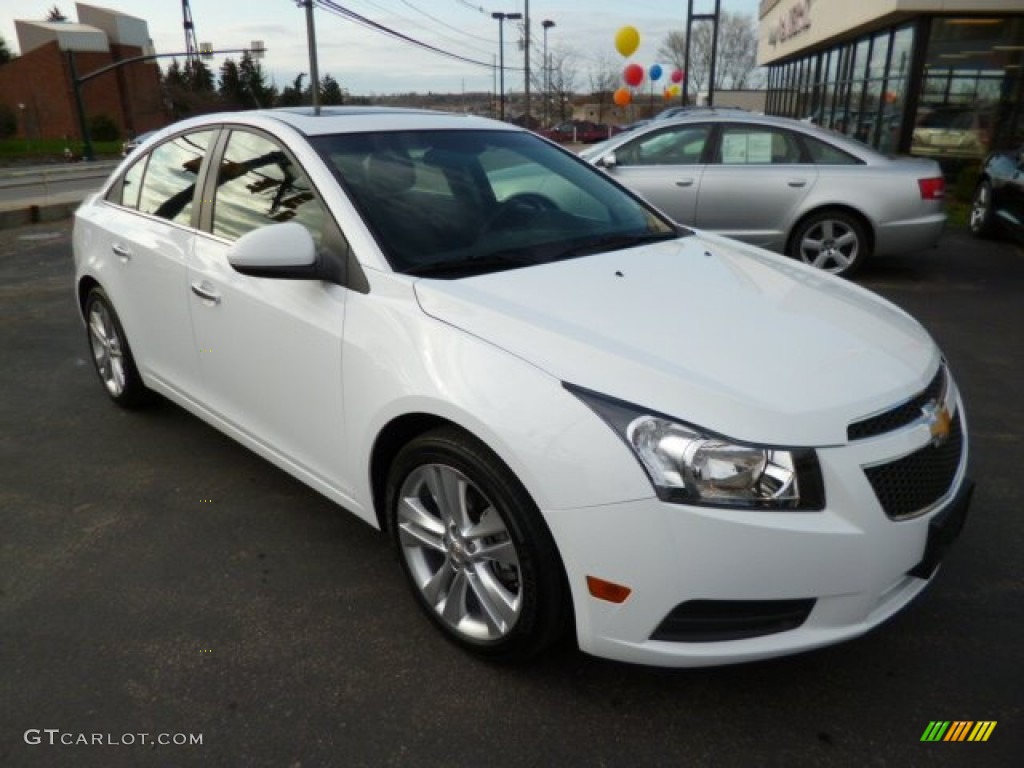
0,200,80,230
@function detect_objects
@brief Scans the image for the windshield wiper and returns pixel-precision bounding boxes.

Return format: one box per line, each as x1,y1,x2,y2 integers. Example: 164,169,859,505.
553,230,683,261
403,251,535,278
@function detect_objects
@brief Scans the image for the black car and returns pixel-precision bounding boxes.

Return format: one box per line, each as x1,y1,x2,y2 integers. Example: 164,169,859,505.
971,145,1024,242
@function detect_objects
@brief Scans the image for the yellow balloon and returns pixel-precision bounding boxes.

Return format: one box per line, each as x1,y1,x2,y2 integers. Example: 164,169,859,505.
615,26,640,58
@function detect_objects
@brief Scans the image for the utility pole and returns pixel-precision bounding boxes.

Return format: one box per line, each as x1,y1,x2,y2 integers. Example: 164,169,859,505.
300,1,321,114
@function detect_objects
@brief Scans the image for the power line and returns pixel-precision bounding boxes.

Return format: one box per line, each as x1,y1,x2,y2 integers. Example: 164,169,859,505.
452,0,490,14
314,0,521,72
396,1,496,45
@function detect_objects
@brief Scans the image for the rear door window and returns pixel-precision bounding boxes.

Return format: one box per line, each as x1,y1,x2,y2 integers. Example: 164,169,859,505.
136,131,214,225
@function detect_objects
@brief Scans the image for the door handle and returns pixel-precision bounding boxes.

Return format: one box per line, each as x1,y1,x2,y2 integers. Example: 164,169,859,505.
675,178,695,187
190,281,222,305
787,179,808,188
111,243,132,261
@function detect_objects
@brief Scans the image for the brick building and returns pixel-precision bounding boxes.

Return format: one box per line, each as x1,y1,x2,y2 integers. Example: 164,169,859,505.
0,3,165,143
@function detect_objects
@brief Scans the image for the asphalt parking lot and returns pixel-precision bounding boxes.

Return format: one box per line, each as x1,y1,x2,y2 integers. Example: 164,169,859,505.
1,219,1021,767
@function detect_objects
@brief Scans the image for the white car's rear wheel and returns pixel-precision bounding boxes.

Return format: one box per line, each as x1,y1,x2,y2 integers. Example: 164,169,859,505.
84,287,151,407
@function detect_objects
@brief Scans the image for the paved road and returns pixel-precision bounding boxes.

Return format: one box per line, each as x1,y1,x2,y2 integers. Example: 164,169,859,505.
0,220,1021,767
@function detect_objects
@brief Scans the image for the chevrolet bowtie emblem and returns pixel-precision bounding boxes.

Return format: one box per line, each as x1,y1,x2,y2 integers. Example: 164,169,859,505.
922,400,952,447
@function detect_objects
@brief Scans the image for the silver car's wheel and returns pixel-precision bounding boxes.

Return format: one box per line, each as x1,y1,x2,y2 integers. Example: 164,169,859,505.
84,287,150,407
387,427,568,660
969,181,995,238
790,211,869,277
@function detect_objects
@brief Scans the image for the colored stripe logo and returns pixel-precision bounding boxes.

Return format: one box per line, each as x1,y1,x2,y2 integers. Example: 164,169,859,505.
921,721,997,742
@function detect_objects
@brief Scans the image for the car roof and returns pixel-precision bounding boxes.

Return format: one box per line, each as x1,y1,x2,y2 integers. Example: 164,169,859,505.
223,106,517,136
619,111,885,160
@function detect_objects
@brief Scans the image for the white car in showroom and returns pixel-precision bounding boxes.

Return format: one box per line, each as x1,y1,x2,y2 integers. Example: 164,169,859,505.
73,108,972,667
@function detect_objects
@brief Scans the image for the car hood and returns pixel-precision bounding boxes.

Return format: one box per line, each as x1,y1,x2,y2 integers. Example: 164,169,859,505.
414,234,938,446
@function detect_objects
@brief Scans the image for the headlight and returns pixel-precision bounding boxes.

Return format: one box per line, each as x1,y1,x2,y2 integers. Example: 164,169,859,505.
568,385,824,510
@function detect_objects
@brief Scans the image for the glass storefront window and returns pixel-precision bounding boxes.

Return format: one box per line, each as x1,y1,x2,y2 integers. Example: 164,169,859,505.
764,14,1023,163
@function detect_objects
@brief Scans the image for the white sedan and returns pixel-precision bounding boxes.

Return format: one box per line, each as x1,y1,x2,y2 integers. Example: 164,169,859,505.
73,108,972,667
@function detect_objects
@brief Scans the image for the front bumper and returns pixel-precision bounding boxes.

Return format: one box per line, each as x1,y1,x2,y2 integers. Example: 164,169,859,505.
543,413,972,667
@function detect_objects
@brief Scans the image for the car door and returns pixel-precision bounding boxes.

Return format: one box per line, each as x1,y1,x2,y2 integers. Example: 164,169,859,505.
188,127,351,488
695,123,818,250
87,129,216,395
599,122,712,224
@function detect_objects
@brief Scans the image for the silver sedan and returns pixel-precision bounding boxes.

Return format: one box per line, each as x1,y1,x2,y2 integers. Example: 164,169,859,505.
580,113,946,276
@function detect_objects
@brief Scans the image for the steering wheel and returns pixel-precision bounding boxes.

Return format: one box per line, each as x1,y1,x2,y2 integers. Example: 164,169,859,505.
482,193,559,232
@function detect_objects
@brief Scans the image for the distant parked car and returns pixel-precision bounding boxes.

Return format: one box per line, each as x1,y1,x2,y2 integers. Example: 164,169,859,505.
912,107,991,160
121,130,158,157
970,144,1024,242
580,112,947,276
539,120,621,144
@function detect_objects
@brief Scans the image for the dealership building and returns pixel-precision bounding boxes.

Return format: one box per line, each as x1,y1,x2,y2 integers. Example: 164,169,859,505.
758,0,1024,169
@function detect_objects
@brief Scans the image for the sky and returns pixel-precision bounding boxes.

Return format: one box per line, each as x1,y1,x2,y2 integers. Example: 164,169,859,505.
2,0,762,95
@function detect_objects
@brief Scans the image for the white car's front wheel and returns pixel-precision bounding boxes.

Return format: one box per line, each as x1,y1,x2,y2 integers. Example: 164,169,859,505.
387,427,568,661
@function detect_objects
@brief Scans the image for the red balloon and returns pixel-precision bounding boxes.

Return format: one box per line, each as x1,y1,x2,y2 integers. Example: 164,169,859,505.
623,63,644,87
671,68,684,83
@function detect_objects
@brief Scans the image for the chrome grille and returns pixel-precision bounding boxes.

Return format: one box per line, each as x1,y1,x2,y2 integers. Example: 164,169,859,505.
848,366,945,441
863,412,964,520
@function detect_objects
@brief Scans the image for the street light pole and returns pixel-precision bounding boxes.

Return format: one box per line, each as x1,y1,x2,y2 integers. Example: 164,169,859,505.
69,46,264,161
491,11,521,122
541,20,555,128
523,0,531,128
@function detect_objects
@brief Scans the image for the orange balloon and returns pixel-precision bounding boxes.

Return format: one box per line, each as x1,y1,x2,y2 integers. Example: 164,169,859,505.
613,87,632,106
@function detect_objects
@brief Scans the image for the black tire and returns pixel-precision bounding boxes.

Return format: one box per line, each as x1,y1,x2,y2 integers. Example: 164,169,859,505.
788,209,870,277
969,180,996,239
83,287,152,408
386,427,568,661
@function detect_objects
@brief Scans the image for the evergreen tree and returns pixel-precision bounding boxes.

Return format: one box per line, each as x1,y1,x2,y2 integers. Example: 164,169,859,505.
238,52,276,108
0,36,14,64
185,58,215,93
161,59,192,119
218,58,245,108
321,74,345,106
276,74,307,107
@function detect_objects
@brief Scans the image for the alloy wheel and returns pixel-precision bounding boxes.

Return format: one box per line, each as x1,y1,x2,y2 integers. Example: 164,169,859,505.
395,463,523,642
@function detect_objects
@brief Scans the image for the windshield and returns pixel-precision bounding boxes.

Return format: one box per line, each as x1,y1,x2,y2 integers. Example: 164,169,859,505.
311,129,680,277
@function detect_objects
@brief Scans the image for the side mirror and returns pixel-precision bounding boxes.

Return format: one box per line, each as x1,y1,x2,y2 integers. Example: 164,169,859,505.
228,222,319,280
598,152,618,169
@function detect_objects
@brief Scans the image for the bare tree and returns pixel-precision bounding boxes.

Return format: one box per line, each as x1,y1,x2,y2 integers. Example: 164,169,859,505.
547,45,580,125
587,52,620,124
46,5,67,22
716,12,760,90
658,11,760,98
